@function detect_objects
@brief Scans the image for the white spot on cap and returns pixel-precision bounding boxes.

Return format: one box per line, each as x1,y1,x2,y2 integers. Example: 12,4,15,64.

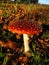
31,27,33,30
18,28,20,30
36,28,39,31
23,30,24,32
34,31,37,33
20,25,22,27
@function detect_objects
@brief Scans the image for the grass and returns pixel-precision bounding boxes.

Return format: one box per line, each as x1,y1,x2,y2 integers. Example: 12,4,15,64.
31,43,49,65
0,46,8,65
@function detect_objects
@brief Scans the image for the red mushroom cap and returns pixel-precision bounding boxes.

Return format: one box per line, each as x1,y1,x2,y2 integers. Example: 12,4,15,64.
8,20,42,35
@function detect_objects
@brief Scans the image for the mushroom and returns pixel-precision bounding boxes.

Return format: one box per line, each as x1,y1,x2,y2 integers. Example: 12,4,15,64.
8,20,42,53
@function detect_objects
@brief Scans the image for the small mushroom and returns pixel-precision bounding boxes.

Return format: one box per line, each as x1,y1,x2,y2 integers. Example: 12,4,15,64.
8,20,42,53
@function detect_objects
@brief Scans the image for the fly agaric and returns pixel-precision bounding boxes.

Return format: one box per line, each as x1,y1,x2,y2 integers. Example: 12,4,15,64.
8,20,42,53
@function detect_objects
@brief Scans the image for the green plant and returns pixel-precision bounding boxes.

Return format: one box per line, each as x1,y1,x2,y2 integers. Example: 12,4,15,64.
3,54,8,65
0,29,13,40
43,32,49,39
0,46,2,58
0,46,8,65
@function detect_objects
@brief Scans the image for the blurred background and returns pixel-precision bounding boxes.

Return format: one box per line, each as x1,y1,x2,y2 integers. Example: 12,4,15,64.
0,0,49,5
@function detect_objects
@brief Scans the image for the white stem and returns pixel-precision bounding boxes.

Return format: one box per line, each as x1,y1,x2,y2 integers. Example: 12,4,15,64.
23,34,30,52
